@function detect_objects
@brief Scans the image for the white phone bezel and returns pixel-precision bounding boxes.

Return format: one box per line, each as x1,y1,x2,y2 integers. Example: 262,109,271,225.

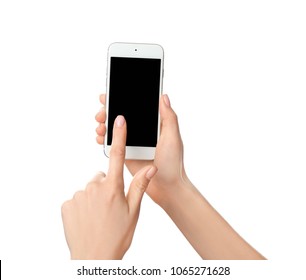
104,42,164,160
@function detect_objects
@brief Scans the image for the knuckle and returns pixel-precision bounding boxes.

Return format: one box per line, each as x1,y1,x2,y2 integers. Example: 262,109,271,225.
172,112,178,123
135,180,148,193
85,181,99,193
73,190,85,201
110,145,125,158
61,200,72,215
61,201,68,214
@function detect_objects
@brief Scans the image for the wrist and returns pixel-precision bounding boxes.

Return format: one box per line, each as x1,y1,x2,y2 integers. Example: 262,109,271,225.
159,177,196,213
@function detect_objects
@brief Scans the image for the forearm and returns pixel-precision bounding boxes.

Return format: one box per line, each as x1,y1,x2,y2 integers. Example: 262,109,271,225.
161,180,265,260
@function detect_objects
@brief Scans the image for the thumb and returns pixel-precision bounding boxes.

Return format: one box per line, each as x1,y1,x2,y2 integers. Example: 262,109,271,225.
159,94,180,137
127,165,158,215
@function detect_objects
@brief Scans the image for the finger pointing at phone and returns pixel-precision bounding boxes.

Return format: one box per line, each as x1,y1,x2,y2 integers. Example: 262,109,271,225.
108,115,126,181
61,115,158,259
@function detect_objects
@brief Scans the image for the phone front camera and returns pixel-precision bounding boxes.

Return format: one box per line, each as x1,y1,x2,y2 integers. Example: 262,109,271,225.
135,49,137,51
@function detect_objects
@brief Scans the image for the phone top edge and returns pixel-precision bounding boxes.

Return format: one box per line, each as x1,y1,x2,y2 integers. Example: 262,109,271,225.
108,42,164,57
108,42,163,48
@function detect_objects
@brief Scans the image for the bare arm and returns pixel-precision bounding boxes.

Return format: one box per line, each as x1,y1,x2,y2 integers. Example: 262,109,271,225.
161,178,265,259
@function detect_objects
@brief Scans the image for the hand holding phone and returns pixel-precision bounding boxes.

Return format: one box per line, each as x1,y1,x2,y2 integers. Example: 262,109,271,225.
105,42,164,160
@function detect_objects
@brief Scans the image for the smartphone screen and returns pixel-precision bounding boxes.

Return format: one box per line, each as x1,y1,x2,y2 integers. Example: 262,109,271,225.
107,57,161,147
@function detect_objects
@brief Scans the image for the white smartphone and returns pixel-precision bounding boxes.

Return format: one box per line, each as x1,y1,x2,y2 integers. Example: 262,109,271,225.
104,42,164,160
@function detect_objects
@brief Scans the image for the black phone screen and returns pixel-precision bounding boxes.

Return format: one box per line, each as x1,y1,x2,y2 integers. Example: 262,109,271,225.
107,57,161,147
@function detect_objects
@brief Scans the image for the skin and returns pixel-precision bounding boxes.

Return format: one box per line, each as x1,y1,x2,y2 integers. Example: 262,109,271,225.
61,115,157,259
95,94,266,260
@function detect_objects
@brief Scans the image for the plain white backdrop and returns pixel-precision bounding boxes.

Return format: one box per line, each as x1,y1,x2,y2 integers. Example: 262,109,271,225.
0,0,305,279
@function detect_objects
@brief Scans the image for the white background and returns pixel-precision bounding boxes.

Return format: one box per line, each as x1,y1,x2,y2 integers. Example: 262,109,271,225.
0,0,305,278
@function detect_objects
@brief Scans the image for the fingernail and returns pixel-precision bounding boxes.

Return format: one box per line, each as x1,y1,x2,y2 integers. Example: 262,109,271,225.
163,94,171,107
115,115,125,127
146,166,158,180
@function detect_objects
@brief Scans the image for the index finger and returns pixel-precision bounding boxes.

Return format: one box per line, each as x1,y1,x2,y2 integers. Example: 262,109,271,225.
108,115,126,181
